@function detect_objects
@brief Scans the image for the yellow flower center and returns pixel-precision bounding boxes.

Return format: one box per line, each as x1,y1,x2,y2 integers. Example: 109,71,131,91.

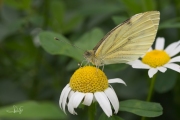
69,66,108,93
142,50,170,68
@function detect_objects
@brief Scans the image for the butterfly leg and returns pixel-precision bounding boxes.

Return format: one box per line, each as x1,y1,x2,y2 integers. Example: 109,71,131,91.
101,64,104,71
79,60,86,67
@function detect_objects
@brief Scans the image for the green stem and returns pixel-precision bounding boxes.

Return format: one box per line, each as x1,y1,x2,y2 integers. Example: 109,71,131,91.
88,103,96,120
141,74,157,120
146,74,157,101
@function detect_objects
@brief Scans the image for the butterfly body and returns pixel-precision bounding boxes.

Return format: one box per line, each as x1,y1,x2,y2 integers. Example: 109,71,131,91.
84,50,103,66
84,11,160,66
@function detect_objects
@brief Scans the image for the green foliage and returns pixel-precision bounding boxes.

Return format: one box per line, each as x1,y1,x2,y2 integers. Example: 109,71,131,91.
119,0,156,14
112,16,128,25
4,0,31,10
0,101,66,119
155,69,178,93
120,100,163,117
159,17,180,29
39,31,82,61
39,28,104,62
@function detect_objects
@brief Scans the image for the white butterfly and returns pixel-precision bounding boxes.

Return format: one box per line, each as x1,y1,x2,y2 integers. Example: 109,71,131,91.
84,11,160,67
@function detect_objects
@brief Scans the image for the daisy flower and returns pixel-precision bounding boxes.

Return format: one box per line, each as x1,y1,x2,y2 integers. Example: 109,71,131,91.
59,66,126,117
128,37,180,78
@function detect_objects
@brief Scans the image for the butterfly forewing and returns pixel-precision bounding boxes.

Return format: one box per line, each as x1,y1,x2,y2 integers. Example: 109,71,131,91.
93,13,144,56
94,11,160,65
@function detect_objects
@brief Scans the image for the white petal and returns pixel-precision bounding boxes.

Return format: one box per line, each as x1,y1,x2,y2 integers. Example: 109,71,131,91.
164,63,180,72
108,78,126,86
155,37,165,50
169,56,180,63
59,84,70,109
157,67,167,73
72,92,85,108
108,84,115,90
165,40,180,56
127,60,140,65
62,87,72,113
169,45,180,57
82,93,93,106
148,68,158,78
68,91,75,100
128,60,150,69
94,92,112,117
68,92,77,115
104,88,119,114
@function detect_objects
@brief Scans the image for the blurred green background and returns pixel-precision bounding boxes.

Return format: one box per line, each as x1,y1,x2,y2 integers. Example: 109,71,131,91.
0,0,180,120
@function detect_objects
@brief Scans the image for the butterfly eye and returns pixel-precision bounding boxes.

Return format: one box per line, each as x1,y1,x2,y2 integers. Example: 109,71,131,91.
84,51,91,56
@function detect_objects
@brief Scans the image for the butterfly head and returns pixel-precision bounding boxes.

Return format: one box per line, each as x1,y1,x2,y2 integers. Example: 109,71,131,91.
84,50,103,66
84,50,96,64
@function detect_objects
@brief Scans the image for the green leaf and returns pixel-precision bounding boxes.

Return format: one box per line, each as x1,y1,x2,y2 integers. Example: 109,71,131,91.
155,69,178,93
98,113,124,120
39,31,82,61
120,99,163,117
39,28,104,62
0,101,66,119
74,28,104,51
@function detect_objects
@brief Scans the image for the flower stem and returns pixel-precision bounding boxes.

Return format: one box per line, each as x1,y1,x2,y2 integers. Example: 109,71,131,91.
141,74,157,120
146,74,157,102
88,102,96,120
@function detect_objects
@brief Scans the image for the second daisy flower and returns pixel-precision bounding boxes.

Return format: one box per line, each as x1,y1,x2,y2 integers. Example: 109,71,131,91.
128,37,180,78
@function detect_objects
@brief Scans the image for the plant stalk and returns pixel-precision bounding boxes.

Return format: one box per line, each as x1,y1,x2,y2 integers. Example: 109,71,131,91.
88,103,96,120
141,74,157,120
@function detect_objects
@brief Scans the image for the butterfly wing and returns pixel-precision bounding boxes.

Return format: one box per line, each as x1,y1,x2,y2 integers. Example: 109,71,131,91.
94,11,160,65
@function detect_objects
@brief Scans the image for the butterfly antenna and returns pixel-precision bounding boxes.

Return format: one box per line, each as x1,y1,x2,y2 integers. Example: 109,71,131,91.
54,37,85,51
